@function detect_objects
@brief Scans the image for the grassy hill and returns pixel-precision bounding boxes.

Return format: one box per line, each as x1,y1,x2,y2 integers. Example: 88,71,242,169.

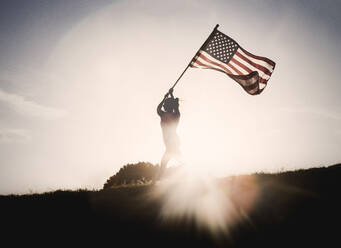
1,164,341,247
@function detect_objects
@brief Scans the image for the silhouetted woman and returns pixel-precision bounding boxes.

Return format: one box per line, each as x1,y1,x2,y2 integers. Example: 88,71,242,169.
156,88,181,181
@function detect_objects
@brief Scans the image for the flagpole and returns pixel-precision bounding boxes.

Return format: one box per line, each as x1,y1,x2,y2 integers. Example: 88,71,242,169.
170,24,219,90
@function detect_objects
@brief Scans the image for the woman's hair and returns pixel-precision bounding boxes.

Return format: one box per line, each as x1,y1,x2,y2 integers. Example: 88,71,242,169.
164,98,178,112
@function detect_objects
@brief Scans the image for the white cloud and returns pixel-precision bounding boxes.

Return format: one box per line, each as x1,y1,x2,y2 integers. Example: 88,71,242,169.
0,128,31,143
0,88,66,120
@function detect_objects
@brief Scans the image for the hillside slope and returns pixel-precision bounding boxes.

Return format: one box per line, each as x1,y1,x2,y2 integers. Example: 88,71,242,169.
1,164,341,247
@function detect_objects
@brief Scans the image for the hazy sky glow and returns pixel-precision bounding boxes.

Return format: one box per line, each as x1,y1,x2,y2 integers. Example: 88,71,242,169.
1,0,341,194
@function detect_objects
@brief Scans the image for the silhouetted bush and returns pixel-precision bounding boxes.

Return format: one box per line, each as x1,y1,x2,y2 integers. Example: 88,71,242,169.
103,162,159,189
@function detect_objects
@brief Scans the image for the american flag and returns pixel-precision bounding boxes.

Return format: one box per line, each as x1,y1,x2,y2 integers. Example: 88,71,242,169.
190,29,276,95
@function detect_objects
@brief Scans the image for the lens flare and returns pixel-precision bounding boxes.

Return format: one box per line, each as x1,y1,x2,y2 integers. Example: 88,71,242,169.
152,165,260,237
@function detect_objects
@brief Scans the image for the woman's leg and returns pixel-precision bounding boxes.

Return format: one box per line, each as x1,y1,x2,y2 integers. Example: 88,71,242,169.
159,151,171,180
152,151,171,184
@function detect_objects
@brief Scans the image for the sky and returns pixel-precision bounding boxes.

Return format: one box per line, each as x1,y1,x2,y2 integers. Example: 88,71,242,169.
0,0,341,194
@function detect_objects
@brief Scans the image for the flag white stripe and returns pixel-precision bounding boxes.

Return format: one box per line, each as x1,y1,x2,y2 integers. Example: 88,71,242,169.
228,60,249,75
233,53,271,80
237,49,275,72
193,58,260,95
195,53,231,73
202,50,271,80
195,50,272,81
196,52,271,81
200,51,239,74
196,55,235,74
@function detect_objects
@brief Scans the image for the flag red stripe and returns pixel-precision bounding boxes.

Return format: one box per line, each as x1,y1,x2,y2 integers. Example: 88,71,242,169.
239,47,276,67
198,53,234,74
194,57,269,93
226,62,243,75
195,53,270,85
235,51,272,76
196,52,270,84
199,51,244,75
259,78,268,84
230,57,253,74
193,58,228,74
